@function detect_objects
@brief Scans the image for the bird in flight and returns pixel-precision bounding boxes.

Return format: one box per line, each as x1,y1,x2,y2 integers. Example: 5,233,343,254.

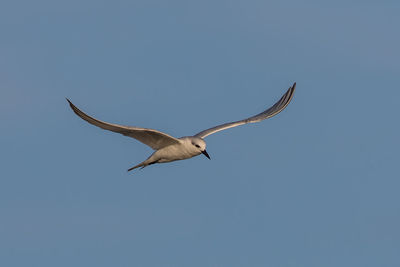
67,82,296,171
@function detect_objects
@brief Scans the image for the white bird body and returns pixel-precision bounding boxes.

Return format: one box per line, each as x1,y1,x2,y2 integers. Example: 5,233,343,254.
67,83,296,171
130,137,206,170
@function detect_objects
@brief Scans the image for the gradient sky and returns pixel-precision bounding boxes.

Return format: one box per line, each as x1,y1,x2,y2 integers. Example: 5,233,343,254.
1,1,399,266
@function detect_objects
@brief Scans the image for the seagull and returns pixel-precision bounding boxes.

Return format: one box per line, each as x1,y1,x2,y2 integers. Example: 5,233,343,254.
67,82,296,171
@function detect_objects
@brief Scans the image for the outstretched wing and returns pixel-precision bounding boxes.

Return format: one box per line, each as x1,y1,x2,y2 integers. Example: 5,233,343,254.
194,83,296,139
67,99,181,150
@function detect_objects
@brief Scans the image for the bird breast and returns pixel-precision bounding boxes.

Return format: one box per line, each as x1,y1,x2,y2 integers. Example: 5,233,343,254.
155,142,200,162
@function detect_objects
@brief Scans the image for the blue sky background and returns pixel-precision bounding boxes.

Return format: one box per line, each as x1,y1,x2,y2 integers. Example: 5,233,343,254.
1,1,399,266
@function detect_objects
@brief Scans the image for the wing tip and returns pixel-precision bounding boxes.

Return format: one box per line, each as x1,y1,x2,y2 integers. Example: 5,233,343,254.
286,82,296,100
66,98,75,109
292,82,296,89
66,98,82,116
286,82,296,105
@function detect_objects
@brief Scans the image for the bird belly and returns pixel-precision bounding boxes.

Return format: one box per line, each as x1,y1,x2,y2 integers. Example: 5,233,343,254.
153,143,200,163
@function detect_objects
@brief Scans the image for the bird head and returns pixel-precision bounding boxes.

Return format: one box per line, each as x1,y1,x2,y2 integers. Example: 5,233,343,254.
191,137,210,160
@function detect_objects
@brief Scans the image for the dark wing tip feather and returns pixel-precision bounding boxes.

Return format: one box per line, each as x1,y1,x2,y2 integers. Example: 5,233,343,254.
290,82,296,97
275,81,296,113
66,98,79,114
252,81,296,120
67,99,84,118
66,98,104,127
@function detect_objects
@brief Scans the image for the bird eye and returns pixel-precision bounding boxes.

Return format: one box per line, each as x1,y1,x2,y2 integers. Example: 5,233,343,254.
195,144,200,148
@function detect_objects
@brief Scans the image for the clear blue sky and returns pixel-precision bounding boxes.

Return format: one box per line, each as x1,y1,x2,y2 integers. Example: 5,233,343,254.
1,1,399,266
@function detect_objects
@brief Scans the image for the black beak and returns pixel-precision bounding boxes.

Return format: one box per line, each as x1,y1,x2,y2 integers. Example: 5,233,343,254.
201,150,211,160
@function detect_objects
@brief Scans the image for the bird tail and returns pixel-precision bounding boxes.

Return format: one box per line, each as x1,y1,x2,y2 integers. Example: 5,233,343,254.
127,159,158,172
127,161,146,172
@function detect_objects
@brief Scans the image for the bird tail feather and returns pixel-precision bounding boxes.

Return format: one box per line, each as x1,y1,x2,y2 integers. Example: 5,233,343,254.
127,159,158,172
127,161,146,172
